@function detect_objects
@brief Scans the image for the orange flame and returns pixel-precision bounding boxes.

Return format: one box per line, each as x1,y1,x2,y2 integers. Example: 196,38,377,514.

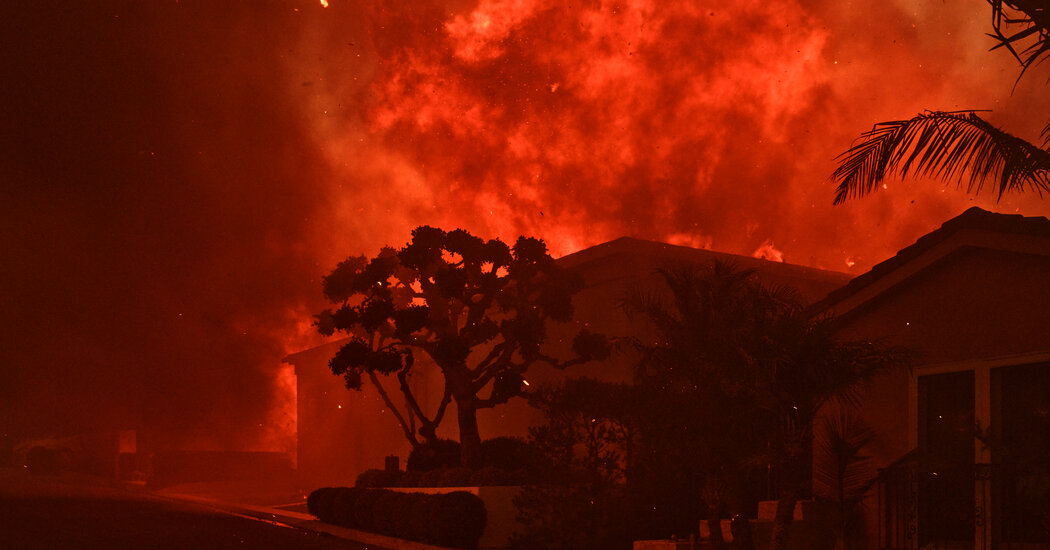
753,239,785,263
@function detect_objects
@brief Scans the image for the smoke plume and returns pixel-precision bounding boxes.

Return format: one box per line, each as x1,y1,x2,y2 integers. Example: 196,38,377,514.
3,0,1048,450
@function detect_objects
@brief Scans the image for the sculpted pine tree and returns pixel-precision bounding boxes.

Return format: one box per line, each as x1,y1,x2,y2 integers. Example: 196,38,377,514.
316,226,609,468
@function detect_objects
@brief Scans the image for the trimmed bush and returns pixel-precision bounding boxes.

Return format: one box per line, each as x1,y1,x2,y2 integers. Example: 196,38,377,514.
350,487,386,529
407,438,461,472
398,470,422,487
406,492,439,542
418,467,446,487
306,487,486,549
306,486,325,516
469,466,509,486
439,466,474,487
371,490,405,536
479,437,542,472
329,487,363,527
306,487,333,522
430,491,487,549
355,468,401,488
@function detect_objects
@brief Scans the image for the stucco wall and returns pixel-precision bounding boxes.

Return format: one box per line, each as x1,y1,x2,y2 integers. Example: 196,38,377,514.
828,246,1050,550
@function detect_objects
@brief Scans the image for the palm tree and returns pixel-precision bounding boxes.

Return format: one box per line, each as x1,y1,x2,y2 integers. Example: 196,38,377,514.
760,311,907,550
832,1,1050,203
625,261,793,550
625,261,908,550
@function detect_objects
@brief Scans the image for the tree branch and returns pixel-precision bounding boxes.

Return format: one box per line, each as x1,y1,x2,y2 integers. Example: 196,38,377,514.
397,368,437,438
367,371,420,448
470,340,513,378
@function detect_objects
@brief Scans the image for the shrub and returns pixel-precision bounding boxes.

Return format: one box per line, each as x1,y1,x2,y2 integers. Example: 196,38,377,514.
306,487,334,520
407,439,461,472
479,437,542,472
398,470,422,487
505,468,529,485
469,466,509,486
407,492,439,542
26,446,72,474
307,487,486,549
370,490,404,536
355,468,401,488
350,487,387,529
418,467,446,487
439,466,474,487
330,487,363,527
430,491,487,549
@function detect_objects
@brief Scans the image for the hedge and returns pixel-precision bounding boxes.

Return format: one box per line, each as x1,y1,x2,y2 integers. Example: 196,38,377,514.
355,465,529,489
405,437,541,473
307,486,487,550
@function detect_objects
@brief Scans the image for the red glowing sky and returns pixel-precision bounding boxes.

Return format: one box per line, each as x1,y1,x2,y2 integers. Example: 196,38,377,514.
3,0,1048,450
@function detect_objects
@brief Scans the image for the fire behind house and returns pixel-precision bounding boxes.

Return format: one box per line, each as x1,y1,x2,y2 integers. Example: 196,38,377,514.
289,208,1050,550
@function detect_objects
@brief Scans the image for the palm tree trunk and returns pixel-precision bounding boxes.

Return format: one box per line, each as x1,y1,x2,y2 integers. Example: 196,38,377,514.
703,478,727,549
728,475,756,550
730,513,755,550
769,488,798,550
707,513,726,548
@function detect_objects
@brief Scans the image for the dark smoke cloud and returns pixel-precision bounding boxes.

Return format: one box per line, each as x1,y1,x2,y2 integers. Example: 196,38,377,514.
2,0,1048,448
1,2,350,449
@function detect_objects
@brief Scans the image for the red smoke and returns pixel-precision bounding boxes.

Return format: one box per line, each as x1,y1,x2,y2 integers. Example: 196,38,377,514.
273,0,1050,448
295,0,1050,271
5,1,1049,454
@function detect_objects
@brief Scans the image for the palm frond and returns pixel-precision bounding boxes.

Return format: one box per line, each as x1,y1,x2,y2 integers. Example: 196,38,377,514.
987,0,1050,80
832,110,1050,204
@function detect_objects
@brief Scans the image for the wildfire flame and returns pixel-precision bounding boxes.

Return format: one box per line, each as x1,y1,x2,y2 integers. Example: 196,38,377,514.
296,0,1048,277
271,0,1050,449
753,239,785,263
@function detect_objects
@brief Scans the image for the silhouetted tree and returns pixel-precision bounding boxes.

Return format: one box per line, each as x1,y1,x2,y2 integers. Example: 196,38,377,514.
625,261,785,550
812,410,879,550
832,1,1050,203
316,226,609,467
509,378,633,550
626,261,907,550
760,310,907,550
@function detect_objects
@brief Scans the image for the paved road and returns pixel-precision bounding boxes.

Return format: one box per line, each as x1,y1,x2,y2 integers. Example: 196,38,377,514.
0,472,381,550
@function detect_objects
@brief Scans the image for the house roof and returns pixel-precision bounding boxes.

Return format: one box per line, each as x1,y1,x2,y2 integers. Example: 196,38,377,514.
288,238,855,366
814,207,1050,317
557,236,852,303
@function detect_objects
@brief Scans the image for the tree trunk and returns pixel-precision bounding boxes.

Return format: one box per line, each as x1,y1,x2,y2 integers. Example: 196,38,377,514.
702,478,726,549
769,487,798,550
727,474,756,550
456,398,482,468
707,513,725,548
730,514,755,550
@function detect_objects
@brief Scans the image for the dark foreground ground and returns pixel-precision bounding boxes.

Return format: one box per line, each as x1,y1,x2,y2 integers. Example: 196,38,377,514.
0,469,379,550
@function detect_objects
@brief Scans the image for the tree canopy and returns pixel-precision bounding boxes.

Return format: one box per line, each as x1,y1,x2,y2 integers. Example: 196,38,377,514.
316,226,609,467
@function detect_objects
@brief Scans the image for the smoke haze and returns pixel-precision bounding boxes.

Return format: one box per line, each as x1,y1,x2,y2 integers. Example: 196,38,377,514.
3,0,1048,450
